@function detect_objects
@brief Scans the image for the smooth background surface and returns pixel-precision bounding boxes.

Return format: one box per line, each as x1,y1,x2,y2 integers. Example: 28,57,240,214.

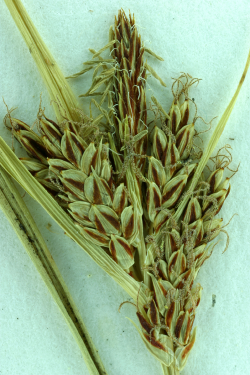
0,1,250,374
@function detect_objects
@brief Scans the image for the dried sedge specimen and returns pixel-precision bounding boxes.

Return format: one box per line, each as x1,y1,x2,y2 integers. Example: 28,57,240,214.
3,9,248,375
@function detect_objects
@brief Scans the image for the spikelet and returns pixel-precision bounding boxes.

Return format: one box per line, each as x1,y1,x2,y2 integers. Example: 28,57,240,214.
4,9,248,375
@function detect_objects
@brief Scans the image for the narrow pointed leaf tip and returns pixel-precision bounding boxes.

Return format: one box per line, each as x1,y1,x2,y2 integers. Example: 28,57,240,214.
4,0,80,122
175,50,250,221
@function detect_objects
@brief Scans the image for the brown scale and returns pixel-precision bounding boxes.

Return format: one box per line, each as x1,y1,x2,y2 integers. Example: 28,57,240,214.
109,241,118,263
114,189,126,216
171,109,178,136
39,184,59,197
165,301,176,329
123,214,135,239
162,180,184,205
186,202,197,225
174,313,185,340
19,133,50,161
117,237,133,257
179,99,190,130
83,228,109,245
62,178,84,192
156,273,167,287
136,313,154,335
44,116,64,134
101,212,120,231
176,127,190,151
62,185,79,200
184,316,194,343
202,186,231,218
64,134,81,167
86,151,98,175
41,121,62,144
180,337,196,362
147,299,157,324
175,269,192,290
143,334,167,351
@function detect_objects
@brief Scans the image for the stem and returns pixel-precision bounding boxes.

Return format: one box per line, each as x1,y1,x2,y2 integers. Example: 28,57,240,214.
174,50,250,221
126,164,149,286
139,216,150,286
4,0,80,123
0,165,108,375
0,138,149,308
161,364,180,375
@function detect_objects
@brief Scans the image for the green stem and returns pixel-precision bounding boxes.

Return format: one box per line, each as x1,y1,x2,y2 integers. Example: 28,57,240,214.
0,165,108,375
4,0,81,123
174,50,250,221
161,364,180,375
0,137,149,308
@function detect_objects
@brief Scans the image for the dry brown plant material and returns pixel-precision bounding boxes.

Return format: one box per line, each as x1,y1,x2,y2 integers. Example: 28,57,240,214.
1,4,250,375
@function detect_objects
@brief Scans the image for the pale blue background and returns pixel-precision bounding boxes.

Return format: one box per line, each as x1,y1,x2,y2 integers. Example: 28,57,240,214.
0,1,250,374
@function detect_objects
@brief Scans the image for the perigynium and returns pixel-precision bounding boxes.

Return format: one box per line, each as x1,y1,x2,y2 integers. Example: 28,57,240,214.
1,4,250,375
